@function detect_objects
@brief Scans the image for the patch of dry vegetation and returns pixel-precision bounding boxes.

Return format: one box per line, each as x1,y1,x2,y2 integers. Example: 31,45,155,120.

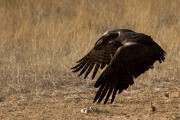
0,0,179,119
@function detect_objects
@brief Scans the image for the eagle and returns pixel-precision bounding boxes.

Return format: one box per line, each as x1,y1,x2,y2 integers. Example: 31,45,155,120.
72,29,166,104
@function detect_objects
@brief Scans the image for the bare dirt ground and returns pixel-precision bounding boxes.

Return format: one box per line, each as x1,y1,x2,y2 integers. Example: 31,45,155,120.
0,0,180,119
0,73,180,120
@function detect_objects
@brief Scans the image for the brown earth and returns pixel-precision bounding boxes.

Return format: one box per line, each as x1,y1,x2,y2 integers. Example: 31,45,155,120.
0,0,180,119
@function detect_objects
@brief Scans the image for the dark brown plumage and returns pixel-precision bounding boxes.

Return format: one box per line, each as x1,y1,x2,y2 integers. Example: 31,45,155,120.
72,29,166,104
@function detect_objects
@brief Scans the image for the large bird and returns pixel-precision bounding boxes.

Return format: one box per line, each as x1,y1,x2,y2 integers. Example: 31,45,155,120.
72,29,166,104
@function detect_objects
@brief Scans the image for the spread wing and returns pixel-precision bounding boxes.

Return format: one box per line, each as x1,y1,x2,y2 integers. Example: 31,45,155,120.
71,32,122,79
93,36,166,104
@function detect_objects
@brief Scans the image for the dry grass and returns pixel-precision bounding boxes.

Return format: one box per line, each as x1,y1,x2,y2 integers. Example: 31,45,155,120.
0,0,180,119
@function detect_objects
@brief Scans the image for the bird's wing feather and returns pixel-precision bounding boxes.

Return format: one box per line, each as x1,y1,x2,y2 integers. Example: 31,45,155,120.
94,41,165,104
72,35,122,79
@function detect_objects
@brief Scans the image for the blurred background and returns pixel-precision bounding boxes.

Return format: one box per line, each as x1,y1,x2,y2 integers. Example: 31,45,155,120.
0,0,179,119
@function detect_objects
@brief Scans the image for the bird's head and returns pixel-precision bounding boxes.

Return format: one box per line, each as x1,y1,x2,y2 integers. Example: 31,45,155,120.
103,29,121,38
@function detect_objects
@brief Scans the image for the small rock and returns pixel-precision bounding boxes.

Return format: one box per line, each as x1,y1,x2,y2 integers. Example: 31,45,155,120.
81,106,98,113
0,96,5,102
151,102,156,112
164,92,169,98
170,91,180,98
